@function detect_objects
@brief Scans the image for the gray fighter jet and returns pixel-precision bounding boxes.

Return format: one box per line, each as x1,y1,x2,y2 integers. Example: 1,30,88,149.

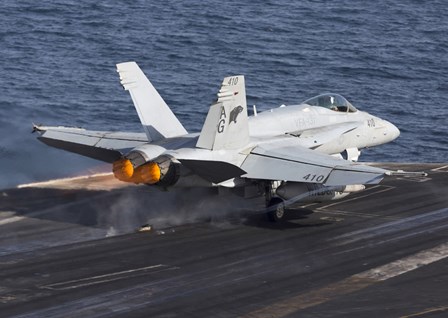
34,62,412,221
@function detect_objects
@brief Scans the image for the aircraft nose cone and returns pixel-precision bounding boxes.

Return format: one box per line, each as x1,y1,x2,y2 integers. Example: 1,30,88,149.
384,120,400,141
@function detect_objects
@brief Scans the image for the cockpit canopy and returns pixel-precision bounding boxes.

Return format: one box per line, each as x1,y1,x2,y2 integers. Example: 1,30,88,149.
302,93,357,113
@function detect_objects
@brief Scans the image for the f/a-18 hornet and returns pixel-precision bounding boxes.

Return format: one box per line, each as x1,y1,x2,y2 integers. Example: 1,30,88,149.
34,62,417,221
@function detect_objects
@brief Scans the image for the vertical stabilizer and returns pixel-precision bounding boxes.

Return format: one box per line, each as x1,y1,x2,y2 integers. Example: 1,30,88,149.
116,62,187,142
196,75,249,150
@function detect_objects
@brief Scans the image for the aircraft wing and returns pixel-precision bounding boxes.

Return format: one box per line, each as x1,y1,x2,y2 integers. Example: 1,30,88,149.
33,125,147,163
241,139,387,186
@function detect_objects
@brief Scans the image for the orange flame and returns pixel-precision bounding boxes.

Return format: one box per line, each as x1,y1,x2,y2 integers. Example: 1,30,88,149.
112,159,161,184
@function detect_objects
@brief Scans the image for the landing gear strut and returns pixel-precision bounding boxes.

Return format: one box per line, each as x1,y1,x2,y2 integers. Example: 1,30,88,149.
267,197,286,222
265,181,286,222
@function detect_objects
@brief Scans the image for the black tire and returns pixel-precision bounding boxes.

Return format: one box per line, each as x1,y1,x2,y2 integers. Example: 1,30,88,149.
267,197,286,222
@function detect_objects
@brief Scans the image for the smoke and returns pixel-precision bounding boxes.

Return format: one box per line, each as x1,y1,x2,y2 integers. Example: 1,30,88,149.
94,182,340,236
95,186,258,236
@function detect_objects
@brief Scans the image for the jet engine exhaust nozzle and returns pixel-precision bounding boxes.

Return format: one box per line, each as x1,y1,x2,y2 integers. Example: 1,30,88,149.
112,158,135,182
112,155,179,186
112,159,162,184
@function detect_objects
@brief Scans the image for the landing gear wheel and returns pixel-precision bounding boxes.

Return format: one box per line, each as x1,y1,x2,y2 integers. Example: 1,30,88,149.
267,197,286,222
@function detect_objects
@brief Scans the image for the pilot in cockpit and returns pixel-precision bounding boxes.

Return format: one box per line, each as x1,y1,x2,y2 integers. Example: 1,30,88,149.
303,93,357,113
329,96,339,111
318,95,338,111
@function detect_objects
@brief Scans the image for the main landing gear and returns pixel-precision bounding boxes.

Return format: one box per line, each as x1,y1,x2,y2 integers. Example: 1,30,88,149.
265,181,286,222
267,197,286,222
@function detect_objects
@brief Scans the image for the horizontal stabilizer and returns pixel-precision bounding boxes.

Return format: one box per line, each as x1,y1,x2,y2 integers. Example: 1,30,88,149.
180,159,246,184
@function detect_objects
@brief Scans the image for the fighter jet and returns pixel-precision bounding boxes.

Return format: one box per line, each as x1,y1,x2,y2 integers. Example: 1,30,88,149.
34,62,412,221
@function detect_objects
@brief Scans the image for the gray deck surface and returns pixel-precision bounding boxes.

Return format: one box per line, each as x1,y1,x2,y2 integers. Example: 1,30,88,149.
0,163,447,317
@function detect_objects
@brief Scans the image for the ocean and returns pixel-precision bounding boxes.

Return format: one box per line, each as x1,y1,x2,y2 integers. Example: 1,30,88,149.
1,0,447,189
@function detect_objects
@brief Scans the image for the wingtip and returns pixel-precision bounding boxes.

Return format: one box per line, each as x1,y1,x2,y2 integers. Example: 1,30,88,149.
32,123,43,134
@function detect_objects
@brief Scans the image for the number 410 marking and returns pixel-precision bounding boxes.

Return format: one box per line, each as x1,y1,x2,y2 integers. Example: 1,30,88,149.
303,174,325,182
227,77,238,85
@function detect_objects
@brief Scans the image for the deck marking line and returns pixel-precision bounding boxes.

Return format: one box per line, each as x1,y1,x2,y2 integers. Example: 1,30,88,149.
0,215,25,226
431,165,448,172
41,264,179,290
334,222,448,255
400,305,448,317
316,186,394,210
333,207,448,242
316,209,400,220
241,242,448,318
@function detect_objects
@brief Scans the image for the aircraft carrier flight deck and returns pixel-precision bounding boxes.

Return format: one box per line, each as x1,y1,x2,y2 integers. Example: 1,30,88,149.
0,163,447,317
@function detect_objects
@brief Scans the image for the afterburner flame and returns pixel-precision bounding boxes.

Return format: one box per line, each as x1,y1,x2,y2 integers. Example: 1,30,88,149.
112,159,161,184
137,162,161,184
112,159,134,182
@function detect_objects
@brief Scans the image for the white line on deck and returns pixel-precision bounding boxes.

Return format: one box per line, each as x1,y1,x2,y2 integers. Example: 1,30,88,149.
431,165,448,172
0,215,25,226
357,242,448,280
316,185,394,210
41,264,179,290
242,242,448,318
